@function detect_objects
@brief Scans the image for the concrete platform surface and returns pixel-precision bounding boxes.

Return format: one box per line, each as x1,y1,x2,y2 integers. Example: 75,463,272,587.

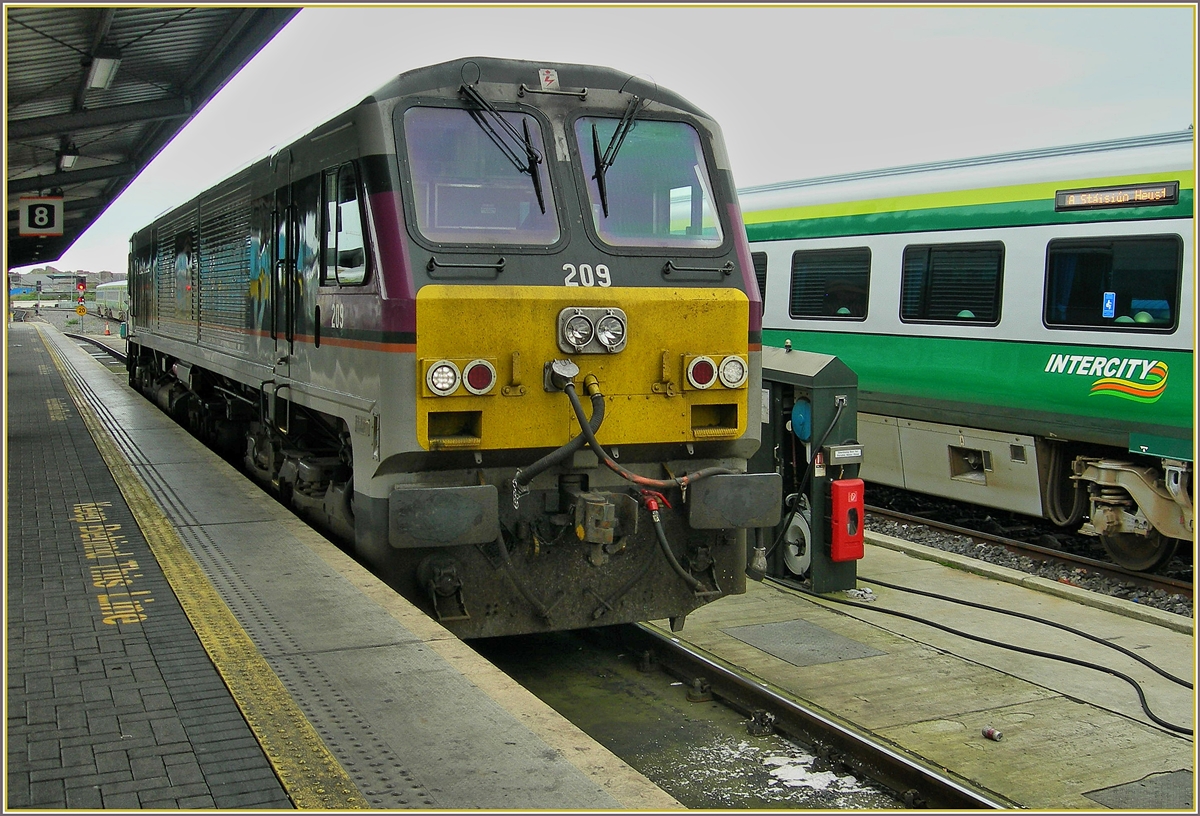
655,539,1194,809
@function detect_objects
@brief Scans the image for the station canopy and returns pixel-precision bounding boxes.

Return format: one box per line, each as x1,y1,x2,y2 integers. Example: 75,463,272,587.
6,6,298,269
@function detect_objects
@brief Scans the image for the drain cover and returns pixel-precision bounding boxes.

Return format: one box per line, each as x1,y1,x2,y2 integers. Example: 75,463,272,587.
1085,770,1192,810
721,619,885,667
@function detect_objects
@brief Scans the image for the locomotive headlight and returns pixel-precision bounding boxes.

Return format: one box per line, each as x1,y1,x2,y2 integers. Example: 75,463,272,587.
426,360,461,396
718,355,748,388
563,313,594,350
556,306,628,354
595,313,626,352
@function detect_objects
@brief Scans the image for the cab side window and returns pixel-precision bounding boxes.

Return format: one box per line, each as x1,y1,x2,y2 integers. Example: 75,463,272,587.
1044,235,1180,331
322,163,368,286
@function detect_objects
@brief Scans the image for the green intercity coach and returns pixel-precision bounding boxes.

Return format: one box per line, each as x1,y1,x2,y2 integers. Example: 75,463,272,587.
740,130,1193,572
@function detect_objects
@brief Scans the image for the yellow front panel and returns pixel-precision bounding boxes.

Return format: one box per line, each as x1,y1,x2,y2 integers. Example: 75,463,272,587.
415,286,749,450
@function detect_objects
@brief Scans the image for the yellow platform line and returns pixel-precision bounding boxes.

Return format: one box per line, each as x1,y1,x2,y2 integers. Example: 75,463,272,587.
39,327,366,810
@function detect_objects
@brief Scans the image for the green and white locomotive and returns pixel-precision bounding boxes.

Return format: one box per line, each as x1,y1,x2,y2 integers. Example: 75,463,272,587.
740,130,1193,571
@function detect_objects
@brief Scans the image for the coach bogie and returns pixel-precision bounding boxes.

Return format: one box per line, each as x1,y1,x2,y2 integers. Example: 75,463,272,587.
1074,457,1192,569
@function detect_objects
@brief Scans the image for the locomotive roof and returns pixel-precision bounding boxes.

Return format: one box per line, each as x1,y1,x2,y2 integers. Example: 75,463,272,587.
361,56,708,119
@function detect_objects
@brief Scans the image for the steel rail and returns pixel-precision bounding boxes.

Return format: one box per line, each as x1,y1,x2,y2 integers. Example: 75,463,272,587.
623,622,1014,810
65,331,127,364
866,505,1191,601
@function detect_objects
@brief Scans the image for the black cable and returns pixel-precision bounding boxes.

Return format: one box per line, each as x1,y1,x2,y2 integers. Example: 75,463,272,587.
769,576,1192,736
860,575,1192,689
590,538,656,621
649,506,703,593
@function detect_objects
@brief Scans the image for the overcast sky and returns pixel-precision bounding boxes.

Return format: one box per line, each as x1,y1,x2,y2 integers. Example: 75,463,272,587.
13,3,1196,275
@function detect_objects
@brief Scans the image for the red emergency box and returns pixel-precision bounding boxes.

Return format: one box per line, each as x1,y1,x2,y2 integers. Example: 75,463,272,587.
830,478,864,562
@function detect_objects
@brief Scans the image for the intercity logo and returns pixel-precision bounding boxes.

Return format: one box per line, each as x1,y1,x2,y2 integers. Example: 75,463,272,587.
1043,353,1168,403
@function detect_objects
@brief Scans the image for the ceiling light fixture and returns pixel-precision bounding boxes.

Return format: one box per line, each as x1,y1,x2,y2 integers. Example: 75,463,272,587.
85,44,122,90
57,145,80,171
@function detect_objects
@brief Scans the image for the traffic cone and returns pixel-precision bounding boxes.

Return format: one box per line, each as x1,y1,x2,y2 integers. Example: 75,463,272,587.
104,322,111,336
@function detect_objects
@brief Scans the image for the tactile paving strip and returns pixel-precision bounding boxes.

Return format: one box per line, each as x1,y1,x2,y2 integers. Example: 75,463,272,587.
54,334,429,809
174,523,437,809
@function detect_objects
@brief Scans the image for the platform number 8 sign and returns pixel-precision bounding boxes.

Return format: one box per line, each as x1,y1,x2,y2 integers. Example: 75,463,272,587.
18,196,64,237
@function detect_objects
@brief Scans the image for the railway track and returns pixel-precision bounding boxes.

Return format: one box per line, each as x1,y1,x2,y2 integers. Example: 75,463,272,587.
866,504,1191,602
622,623,1011,809
476,624,1011,810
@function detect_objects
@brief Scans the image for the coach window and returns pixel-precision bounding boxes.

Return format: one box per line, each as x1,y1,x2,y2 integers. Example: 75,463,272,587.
322,163,368,285
900,243,1003,324
751,252,768,315
1043,235,1181,331
789,247,870,319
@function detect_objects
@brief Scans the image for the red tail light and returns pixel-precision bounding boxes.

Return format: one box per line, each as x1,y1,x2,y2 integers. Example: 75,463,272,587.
463,359,497,395
687,356,716,389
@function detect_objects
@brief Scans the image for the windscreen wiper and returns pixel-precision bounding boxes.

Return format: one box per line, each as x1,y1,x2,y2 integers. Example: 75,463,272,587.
591,94,642,218
459,84,546,214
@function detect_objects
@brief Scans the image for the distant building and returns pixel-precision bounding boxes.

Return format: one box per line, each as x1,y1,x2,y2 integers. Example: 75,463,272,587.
7,268,112,295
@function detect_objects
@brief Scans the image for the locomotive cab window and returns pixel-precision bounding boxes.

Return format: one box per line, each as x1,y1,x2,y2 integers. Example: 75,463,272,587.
901,242,1003,324
322,163,368,286
789,247,870,319
401,106,559,245
1043,235,1181,331
573,117,723,249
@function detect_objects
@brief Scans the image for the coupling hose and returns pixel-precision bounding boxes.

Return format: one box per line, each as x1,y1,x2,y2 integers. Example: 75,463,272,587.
563,380,737,491
513,389,606,489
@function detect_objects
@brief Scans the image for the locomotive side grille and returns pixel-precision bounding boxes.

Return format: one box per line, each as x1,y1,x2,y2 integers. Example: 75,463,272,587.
154,233,175,324
198,184,252,334
154,209,200,331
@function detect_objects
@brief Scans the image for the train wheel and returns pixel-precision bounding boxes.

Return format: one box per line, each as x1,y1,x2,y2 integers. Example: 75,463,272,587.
1100,530,1178,571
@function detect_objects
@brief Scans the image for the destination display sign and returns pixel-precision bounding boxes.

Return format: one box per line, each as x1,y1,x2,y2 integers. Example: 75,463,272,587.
1055,181,1179,211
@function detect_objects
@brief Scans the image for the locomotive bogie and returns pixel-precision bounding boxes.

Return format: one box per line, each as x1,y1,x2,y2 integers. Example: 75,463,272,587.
741,131,1194,570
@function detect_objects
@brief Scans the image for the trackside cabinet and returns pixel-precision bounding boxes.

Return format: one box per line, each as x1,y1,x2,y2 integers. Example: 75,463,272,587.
749,345,863,593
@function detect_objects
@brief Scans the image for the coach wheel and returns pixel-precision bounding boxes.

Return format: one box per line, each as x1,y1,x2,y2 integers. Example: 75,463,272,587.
1100,530,1178,572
